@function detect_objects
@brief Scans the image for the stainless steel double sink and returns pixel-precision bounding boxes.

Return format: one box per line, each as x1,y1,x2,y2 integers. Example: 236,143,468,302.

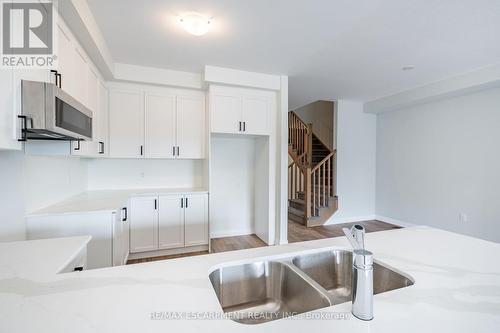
209,249,414,324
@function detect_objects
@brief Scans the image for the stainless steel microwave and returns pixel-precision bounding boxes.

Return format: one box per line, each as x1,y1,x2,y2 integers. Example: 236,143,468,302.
20,80,92,141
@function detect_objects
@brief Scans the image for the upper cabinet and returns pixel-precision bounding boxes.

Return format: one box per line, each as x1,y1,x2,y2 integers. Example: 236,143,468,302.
145,93,176,158
209,85,274,136
109,85,206,159
109,89,145,158
175,95,205,159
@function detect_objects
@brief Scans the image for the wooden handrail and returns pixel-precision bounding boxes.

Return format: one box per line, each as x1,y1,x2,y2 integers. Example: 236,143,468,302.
311,150,336,173
288,111,337,224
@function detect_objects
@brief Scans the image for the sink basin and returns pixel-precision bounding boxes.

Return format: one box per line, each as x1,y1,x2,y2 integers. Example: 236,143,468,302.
292,250,414,305
209,261,331,324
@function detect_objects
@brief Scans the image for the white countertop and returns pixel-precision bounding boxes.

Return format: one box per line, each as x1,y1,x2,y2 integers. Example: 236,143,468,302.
1,226,499,332
27,188,209,217
0,236,90,280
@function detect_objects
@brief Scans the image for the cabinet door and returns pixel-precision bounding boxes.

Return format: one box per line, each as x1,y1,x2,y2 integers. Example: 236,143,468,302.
129,196,158,253
112,211,124,266
72,46,88,105
97,80,108,156
210,93,241,134
184,194,208,246
57,24,75,95
145,93,176,158
242,95,271,135
72,67,98,157
158,195,185,249
177,96,205,159
0,68,20,150
113,208,130,266
109,90,145,158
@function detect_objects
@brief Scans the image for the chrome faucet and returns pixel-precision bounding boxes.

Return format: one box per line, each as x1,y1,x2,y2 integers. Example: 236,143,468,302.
342,225,374,321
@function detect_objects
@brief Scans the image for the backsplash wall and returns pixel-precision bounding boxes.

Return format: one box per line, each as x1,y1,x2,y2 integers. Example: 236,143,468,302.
86,159,205,190
0,151,88,241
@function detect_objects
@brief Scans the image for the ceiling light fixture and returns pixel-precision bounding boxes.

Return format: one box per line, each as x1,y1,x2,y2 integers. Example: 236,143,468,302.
402,65,415,71
178,12,212,36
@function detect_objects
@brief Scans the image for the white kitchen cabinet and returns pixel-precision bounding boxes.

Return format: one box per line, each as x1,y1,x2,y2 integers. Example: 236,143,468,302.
96,80,109,156
72,47,88,106
158,195,185,249
109,90,145,158
0,68,19,150
176,96,205,159
26,210,128,269
242,95,271,135
184,194,209,246
210,85,273,136
210,93,241,134
56,23,74,94
145,93,176,158
113,207,130,266
109,85,205,159
71,68,102,157
129,196,158,253
129,192,208,253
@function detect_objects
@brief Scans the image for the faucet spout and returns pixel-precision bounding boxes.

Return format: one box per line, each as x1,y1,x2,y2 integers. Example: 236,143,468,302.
343,225,374,321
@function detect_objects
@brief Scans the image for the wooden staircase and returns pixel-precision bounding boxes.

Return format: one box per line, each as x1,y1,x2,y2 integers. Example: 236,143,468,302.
288,111,338,227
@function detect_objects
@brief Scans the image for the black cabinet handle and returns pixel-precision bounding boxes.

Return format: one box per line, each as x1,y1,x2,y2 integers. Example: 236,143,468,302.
74,266,83,272
50,70,58,86
74,140,81,151
176,146,180,156
243,122,246,132
17,115,27,141
154,199,157,210
140,145,143,156
185,197,188,208
172,146,175,156
99,142,104,154
239,121,242,131
181,197,184,208
122,207,127,221
57,73,62,88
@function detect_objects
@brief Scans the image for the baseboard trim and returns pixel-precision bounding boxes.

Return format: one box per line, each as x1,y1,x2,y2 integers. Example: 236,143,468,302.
375,215,416,228
128,245,209,260
323,215,377,225
210,229,255,239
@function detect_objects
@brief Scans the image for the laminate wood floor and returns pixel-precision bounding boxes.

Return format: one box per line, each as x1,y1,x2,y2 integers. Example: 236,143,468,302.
127,220,400,264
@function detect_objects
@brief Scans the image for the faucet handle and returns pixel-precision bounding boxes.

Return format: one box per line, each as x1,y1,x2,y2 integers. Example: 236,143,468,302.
350,225,365,249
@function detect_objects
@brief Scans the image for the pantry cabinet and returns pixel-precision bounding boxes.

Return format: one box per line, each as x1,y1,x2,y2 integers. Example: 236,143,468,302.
109,86,206,159
210,85,273,136
129,193,208,253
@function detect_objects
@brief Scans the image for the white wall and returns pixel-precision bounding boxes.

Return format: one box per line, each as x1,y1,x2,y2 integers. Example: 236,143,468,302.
325,100,377,224
0,151,87,241
87,159,204,190
376,87,500,243
294,100,335,150
210,136,256,238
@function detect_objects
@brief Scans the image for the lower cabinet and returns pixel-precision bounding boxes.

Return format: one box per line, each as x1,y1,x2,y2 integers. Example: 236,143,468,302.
26,208,129,269
129,196,158,253
130,193,208,254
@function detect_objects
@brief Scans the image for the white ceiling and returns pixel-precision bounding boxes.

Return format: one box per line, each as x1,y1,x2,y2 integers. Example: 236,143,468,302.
86,0,500,109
